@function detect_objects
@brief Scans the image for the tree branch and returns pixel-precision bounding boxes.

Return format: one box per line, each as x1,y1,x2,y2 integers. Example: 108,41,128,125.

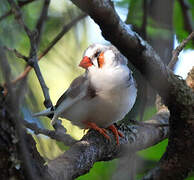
168,31,194,69
46,109,169,179
7,0,52,108
23,120,78,146
35,0,50,46
0,47,44,180
3,46,28,61
0,0,37,22
7,0,32,36
38,13,87,59
178,0,194,35
142,67,194,180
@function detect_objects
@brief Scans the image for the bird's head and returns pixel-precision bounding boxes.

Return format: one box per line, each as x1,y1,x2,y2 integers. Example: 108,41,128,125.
79,44,127,70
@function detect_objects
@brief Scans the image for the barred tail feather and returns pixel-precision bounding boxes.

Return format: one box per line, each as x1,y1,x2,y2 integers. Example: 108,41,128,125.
33,107,54,117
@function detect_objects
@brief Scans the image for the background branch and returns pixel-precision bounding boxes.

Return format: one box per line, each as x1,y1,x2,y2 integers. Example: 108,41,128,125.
168,31,194,69
7,0,52,108
0,0,37,22
38,13,87,59
11,13,87,84
0,47,44,180
140,0,148,39
35,0,50,46
3,46,28,61
178,0,194,35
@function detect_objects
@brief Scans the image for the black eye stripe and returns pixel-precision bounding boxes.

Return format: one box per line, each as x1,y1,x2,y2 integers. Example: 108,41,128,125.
93,51,101,68
94,51,101,58
97,56,100,68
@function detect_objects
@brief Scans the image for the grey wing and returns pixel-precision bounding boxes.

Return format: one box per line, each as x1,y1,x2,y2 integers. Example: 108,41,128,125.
55,74,88,108
52,74,93,125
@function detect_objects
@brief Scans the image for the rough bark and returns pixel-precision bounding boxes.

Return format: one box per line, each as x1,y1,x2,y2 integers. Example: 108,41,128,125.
0,48,47,180
47,110,169,179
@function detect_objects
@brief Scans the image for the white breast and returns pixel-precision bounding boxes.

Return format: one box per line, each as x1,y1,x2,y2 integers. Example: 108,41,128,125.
87,81,137,127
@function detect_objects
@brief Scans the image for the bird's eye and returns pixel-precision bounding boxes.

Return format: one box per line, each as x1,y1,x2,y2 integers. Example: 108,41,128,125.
94,51,101,58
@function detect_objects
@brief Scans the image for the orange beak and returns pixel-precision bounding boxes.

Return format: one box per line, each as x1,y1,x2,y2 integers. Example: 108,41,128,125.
79,56,93,69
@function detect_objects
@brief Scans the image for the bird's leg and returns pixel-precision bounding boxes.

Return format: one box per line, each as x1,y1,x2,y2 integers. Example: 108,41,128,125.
84,122,124,145
108,124,123,145
85,122,110,140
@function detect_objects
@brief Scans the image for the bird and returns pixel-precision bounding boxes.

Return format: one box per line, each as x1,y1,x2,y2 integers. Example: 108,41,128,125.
33,44,137,145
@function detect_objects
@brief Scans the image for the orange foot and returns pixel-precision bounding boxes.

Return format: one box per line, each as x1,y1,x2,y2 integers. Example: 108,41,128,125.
85,122,110,140
85,122,123,145
108,124,123,145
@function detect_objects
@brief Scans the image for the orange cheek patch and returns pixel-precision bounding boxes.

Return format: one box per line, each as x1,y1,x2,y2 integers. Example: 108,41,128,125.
98,52,105,68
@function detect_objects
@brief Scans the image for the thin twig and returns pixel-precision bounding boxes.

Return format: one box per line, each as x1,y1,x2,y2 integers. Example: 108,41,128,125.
168,31,194,69
0,11,12,22
31,56,53,107
4,0,77,130
11,13,87,84
3,46,28,61
23,120,78,146
38,13,87,59
0,0,37,22
12,66,31,84
7,0,53,108
30,0,51,107
35,0,50,46
7,0,32,36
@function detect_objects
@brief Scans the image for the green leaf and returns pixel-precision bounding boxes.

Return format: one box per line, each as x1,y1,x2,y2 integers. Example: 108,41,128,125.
126,0,143,26
77,160,117,180
138,139,168,161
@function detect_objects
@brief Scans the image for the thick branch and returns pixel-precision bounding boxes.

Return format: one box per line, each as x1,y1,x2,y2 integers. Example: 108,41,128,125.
142,66,194,179
46,109,169,179
70,0,192,106
67,1,194,179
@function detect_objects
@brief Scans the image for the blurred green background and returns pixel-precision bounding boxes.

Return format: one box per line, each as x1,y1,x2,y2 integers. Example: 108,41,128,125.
0,0,193,179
